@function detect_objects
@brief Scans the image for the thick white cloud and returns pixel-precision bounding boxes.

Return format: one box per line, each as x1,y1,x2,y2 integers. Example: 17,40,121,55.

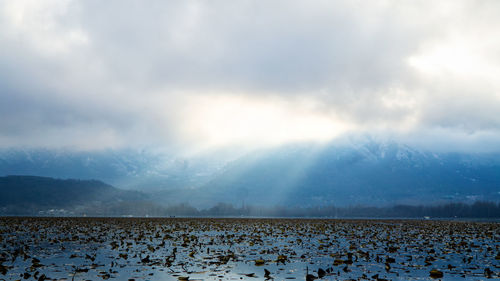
0,0,499,152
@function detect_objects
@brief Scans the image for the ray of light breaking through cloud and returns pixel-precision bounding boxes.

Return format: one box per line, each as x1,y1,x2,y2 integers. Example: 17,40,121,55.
1,0,500,153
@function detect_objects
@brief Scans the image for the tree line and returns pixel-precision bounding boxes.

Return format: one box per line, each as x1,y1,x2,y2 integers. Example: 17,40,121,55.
5,200,497,218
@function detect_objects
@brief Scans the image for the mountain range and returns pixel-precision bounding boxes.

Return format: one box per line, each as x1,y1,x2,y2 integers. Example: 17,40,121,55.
1,139,499,208
197,142,500,207
0,175,147,215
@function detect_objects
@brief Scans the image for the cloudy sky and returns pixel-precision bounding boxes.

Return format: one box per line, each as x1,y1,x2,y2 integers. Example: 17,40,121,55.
1,0,499,153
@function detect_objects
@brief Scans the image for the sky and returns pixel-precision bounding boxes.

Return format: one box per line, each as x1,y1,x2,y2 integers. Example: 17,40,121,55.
1,0,500,153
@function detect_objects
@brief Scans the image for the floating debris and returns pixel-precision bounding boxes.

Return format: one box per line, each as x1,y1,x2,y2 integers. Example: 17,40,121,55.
430,269,444,278
0,217,497,280
254,259,265,266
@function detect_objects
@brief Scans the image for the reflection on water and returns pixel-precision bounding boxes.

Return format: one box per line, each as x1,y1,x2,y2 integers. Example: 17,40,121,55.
0,217,498,280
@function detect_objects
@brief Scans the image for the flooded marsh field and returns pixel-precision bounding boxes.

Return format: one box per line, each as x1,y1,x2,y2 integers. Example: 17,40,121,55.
0,217,498,280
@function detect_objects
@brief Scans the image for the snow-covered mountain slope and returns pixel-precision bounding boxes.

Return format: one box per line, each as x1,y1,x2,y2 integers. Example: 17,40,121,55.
1,139,499,207
0,148,222,190
197,140,500,206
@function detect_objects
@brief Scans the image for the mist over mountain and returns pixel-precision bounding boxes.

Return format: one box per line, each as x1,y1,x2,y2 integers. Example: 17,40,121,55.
198,141,500,207
0,148,223,191
1,139,499,208
2,1,500,221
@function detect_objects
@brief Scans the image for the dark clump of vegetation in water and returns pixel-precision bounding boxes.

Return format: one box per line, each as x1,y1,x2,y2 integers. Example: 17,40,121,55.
0,217,498,280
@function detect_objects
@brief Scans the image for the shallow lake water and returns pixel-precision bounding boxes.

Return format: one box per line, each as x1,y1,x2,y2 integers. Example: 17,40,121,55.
0,217,498,280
